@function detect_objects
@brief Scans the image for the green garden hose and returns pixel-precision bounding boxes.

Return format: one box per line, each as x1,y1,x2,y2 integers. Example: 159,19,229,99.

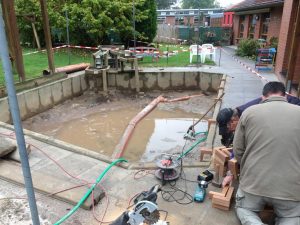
176,132,208,161
54,158,127,225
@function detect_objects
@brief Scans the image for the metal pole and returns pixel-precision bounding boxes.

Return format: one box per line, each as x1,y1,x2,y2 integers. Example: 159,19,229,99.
0,9,40,225
65,9,70,65
133,0,136,51
197,8,200,66
219,47,221,66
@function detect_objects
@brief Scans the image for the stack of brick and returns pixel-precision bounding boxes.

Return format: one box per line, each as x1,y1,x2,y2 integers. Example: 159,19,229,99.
209,185,235,210
209,146,239,210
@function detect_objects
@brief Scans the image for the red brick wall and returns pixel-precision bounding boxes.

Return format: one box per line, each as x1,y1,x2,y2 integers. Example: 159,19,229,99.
275,0,298,78
292,41,300,83
243,15,250,38
210,17,222,27
268,6,283,41
233,15,240,44
165,16,175,26
184,16,194,26
254,15,261,39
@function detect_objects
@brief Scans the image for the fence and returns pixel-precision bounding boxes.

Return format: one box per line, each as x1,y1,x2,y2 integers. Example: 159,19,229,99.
155,25,233,45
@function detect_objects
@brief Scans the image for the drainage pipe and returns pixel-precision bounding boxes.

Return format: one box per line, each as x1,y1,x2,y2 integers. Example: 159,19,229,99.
113,94,206,159
0,10,40,225
114,95,166,158
164,94,204,103
43,63,90,75
54,158,127,225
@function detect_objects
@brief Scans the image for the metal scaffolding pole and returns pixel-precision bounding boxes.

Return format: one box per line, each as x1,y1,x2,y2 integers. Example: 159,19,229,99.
0,7,40,225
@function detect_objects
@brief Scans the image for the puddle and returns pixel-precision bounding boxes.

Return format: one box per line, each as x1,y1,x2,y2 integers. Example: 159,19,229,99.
23,91,215,162
26,106,207,161
126,113,207,162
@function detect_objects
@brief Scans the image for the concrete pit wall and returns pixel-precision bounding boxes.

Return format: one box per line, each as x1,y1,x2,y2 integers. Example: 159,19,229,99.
0,75,88,123
93,71,223,92
0,70,222,123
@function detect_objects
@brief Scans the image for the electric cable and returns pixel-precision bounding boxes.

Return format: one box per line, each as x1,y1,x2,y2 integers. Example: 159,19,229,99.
0,132,115,224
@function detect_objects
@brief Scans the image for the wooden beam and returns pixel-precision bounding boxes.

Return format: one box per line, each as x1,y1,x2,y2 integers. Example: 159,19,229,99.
39,0,55,74
1,0,26,81
134,58,140,93
286,0,300,93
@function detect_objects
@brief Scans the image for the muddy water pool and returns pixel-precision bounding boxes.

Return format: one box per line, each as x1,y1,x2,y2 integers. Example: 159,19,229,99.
23,91,215,162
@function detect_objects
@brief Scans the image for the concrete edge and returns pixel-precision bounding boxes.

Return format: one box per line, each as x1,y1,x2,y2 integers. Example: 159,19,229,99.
0,122,210,169
128,161,211,170
205,74,227,150
0,122,129,168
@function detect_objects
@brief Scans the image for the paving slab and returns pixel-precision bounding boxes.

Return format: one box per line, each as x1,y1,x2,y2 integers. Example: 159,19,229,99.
0,160,104,210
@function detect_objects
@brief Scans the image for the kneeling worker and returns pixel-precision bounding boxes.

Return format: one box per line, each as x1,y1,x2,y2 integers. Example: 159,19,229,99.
233,81,300,224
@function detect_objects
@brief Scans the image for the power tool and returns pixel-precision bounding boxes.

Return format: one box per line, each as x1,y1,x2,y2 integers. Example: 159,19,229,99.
110,185,161,225
194,170,214,202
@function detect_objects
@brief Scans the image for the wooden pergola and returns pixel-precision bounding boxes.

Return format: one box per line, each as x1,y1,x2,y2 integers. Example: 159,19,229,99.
1,0,55,82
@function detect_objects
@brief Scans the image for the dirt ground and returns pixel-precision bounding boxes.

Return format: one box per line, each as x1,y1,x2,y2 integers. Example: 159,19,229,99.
23,90,216,162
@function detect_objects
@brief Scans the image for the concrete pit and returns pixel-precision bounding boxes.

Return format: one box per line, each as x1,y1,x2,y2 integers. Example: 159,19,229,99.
22,90,216,162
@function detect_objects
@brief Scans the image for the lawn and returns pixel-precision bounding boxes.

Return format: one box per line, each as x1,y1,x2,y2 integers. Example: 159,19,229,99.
0,48,91,86
0,44,215,86
138,44,215,67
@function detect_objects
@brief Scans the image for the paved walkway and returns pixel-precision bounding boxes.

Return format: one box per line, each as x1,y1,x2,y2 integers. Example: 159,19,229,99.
219,47,278,109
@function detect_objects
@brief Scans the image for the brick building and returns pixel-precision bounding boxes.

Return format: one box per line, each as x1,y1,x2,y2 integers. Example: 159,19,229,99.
275,0,300,92
227,0,284,44
228,0,300,95
157,8,223,26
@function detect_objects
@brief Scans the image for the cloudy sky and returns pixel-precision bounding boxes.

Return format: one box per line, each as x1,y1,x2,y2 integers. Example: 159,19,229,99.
217,0,244,7
173,0,244,8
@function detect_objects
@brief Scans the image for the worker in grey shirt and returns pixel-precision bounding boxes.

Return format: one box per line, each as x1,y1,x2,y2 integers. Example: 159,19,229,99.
233,82,300,225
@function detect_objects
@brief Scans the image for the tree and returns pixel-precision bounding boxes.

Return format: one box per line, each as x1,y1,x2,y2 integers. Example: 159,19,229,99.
14,0,157,46
181,0,220,9
136,0,157,42
156,0,176,9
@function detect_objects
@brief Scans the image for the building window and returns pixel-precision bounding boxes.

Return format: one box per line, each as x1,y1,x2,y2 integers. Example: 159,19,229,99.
239,16,245,38
260,13,270,40
248,15,255,39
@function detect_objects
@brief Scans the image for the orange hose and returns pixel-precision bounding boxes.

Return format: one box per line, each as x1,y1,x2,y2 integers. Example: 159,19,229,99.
55,63,90,74
114,95,166,158
114,94,204,158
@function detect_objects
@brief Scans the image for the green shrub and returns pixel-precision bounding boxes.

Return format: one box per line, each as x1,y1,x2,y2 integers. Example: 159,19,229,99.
236,39,260,57
269,37,278,49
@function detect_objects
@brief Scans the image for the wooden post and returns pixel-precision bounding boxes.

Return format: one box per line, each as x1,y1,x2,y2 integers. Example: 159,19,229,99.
1,0,26,81
31,22,41,50
40,0,55,74
102,69,107,93
286,0,300,93
134,58,140,93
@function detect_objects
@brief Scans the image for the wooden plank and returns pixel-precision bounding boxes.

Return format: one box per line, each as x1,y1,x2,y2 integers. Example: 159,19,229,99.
208,186,229,199
212,203,230,211
228,158,239,179
212,186,234,208
212,195,229,207
213,146,226,151
200,147,212,161
215,149,229,162
2,0,26,81
214,154,225,165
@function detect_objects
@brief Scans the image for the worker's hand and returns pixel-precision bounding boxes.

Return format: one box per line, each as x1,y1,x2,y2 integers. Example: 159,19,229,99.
222,173,233,188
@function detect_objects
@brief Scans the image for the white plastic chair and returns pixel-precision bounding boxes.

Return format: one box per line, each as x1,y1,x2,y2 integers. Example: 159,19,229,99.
201,44,216,62
189,45,205,63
